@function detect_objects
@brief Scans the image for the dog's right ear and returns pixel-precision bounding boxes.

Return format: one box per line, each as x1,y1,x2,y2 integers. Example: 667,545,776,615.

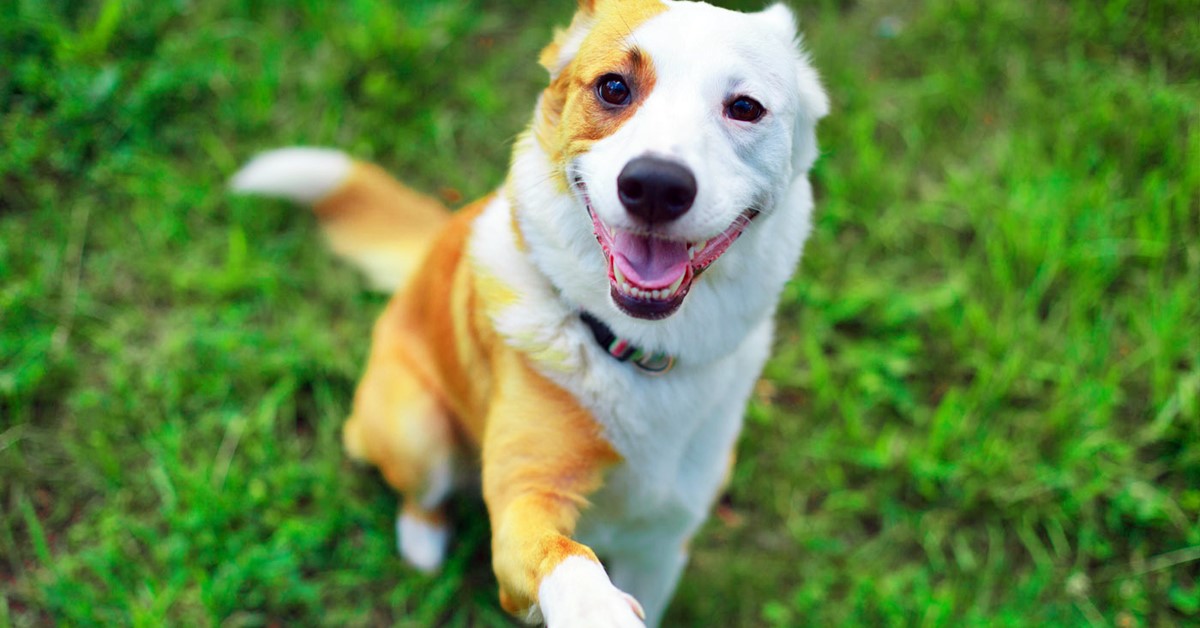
577,0,625,16
540,1,662,79
539,3,598,78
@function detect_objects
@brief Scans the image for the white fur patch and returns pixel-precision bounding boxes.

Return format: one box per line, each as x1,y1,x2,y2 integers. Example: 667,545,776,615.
467,194,587,375
419,455,455,511
537,556,646,628
230,147,352,204
396,512,449,574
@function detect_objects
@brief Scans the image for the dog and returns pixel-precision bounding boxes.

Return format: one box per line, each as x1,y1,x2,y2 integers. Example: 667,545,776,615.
232,0,827,624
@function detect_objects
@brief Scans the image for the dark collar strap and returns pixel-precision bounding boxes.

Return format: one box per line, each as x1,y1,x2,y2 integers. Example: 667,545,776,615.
579,311,675,375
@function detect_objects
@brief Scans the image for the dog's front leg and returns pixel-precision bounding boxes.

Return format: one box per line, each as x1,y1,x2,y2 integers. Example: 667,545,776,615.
483,351,645,627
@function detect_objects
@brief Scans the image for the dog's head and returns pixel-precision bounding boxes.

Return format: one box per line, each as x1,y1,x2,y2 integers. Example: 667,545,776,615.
522,0,827,322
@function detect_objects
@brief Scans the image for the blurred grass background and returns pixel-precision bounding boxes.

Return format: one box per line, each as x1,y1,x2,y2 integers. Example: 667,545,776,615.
2,0,1198,625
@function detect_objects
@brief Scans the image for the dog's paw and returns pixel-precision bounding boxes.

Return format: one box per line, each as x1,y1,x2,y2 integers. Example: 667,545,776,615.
537,555,646,627
396,511,449,573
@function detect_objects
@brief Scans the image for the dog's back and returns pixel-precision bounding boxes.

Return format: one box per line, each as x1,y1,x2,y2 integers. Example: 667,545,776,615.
231,147,449,291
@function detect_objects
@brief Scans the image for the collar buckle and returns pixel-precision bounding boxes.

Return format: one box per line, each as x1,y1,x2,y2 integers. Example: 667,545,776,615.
632,352,675,375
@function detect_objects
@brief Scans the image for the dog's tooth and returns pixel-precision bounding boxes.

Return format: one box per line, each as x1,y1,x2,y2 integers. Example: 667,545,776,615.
667,274,685,296
613,264,627,285
696,240,708,252
651,290,661,300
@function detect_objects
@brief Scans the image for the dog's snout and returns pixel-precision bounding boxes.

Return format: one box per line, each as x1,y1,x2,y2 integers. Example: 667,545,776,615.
617,157,697,224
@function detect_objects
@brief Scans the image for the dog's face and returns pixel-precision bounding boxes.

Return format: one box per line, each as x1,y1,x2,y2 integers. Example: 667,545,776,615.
531,0,828,320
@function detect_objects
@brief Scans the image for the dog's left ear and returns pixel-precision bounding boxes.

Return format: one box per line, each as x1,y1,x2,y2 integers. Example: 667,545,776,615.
757,3,829,172
757,4,829,122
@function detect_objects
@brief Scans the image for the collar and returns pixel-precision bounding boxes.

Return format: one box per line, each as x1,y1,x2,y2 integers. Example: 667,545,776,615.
579,311,676,375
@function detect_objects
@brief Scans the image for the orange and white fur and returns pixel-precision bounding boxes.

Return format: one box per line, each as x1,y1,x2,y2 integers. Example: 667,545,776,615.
232,0,827,625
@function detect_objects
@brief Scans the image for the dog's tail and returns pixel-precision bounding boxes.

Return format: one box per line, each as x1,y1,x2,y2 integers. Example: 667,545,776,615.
230,147,450,291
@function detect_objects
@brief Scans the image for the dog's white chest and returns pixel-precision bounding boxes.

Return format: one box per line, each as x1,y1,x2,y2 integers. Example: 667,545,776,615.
469,191,783,549
565,318,774,555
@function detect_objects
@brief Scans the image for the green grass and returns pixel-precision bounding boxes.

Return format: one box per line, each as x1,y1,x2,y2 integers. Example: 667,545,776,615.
2,0,1197,625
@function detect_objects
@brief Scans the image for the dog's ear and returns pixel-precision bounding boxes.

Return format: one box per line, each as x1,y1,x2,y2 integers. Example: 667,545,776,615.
758,3,829,172
756,4,800,44
539,0,638,78
539,7,595,77
540,0,662,78
576,0,625,16
757,3,829,123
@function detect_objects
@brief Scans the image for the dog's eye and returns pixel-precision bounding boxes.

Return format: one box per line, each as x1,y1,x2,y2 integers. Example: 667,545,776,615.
597,74,632,106
726,96,766,123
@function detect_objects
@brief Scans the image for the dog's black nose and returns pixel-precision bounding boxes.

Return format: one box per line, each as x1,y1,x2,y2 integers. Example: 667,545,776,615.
617,157,697,224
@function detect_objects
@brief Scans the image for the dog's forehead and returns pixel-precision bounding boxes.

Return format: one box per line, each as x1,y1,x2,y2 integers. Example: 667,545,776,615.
650,1,790,43
634,3,796,86
569,2,797,98
571,3,792,66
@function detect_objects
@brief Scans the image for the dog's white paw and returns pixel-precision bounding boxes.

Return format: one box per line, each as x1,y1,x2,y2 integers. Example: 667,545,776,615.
538,555,647,627
396,512,448,573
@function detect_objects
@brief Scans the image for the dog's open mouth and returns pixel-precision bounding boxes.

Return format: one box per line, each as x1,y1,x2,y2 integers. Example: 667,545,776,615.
575,179,758,320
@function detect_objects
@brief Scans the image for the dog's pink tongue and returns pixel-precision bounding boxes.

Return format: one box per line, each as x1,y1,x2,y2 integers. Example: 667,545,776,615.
612,231,690,289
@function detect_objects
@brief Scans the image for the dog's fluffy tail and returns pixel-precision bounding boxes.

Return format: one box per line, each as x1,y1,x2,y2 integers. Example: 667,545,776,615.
231,147,450,291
